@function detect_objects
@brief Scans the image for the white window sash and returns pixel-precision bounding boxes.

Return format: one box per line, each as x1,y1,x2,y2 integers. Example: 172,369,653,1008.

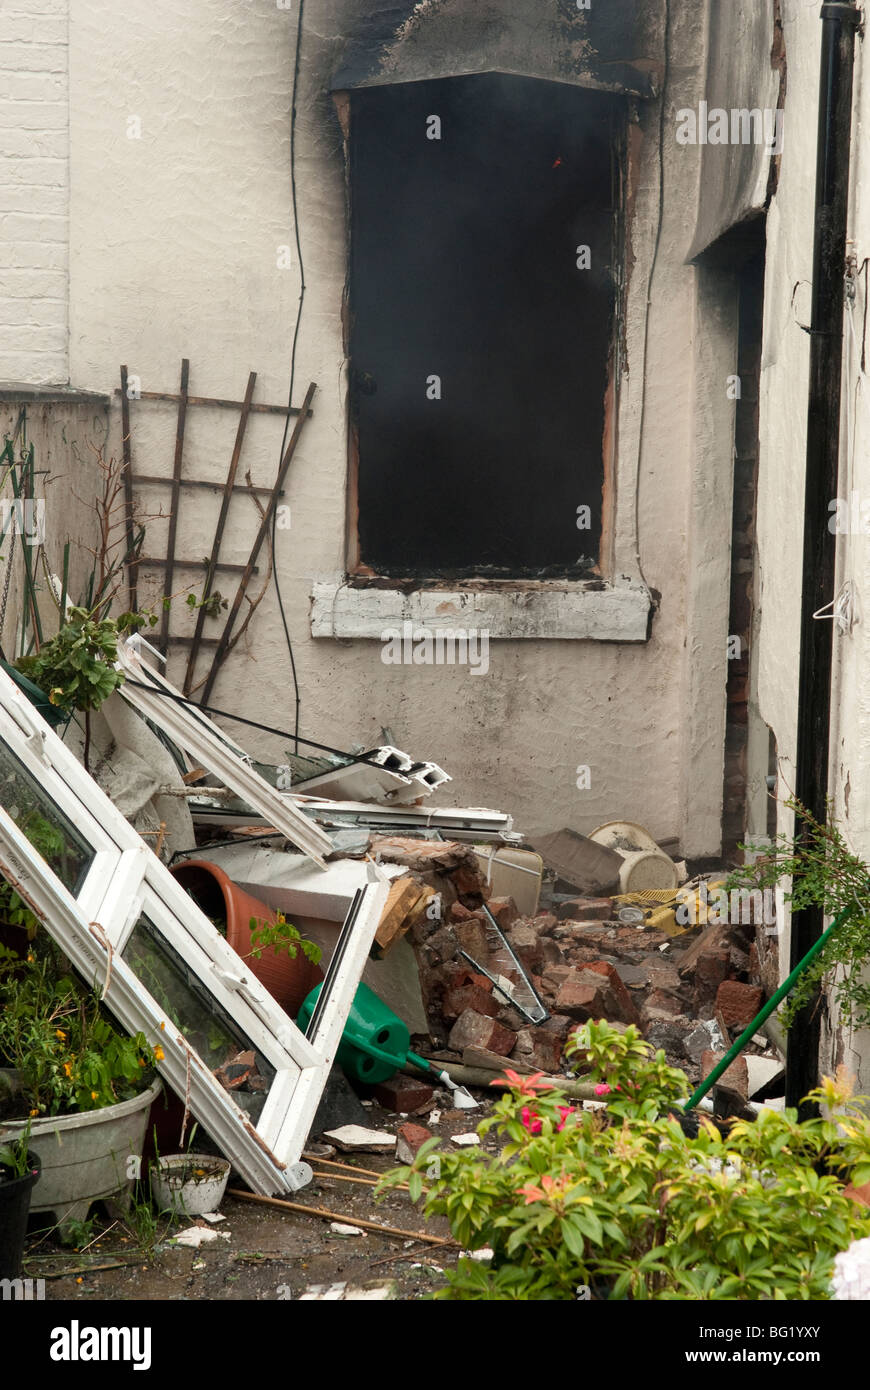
0,665,391,1192
115,641,332,867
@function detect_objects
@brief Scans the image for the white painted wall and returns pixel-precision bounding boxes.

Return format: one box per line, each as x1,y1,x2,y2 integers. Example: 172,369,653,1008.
9,0,870,1085
0,396,109,656
754,1,870,1085
0,0,70,385
2,0,739,856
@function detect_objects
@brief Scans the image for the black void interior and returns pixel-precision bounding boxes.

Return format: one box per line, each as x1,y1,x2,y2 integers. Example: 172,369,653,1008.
348,73,620,579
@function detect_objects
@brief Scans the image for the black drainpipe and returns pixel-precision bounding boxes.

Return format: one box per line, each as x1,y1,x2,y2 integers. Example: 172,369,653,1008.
786,0,861,1113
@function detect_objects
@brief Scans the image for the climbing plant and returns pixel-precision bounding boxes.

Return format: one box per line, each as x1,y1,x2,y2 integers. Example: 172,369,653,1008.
730,798,870,1029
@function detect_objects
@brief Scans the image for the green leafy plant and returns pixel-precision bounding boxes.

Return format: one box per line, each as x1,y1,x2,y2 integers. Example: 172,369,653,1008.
0,813,65,935
128,1194,161,1251
61,1214,99,1250
247,912,321,967
186,588,227,620
122,1182,170,1253
378,1021,870,1301
0,944,159,1118
0,1119,35,1180
16,605,156,769
729,797,870,1028
18,607,132,715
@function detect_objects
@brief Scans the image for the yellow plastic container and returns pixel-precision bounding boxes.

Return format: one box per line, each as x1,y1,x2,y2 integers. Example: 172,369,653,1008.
612,888,684,937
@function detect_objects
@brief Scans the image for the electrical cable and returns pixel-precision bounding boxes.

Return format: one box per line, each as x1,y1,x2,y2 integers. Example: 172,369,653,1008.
271,0,307,754
123,675,416,775
632,0,670,590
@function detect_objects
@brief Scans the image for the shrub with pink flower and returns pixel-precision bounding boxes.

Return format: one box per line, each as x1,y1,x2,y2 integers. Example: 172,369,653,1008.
376,1022,870,1302
519,1101,575,1135
520,1105,542,1135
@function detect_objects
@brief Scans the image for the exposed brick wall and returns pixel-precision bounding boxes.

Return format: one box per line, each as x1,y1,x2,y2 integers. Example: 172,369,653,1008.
723,244,765,856
0,0,69,385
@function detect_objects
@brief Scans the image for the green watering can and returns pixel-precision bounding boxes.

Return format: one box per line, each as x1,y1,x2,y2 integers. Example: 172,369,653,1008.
298,981,478,1108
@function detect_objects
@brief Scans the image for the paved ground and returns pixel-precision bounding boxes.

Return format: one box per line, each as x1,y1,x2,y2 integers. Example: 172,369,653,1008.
22,1097,496,1302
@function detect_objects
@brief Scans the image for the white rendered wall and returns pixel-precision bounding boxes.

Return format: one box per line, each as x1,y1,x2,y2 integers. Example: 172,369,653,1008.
54,0,730,852
754,1,870,1087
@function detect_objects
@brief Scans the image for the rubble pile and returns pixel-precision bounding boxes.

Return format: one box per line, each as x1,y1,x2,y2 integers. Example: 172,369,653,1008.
373,835,783,1107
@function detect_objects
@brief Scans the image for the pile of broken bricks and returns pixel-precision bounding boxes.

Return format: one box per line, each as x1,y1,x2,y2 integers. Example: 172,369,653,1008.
362,836,785,1120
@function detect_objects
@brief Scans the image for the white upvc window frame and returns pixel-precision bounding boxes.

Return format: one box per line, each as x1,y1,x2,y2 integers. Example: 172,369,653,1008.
115,639,333,868
0,666,389,1194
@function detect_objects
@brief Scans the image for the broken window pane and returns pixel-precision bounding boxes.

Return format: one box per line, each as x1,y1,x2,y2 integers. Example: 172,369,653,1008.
122,914,276,1125
349,73,620,579
0,742,93,893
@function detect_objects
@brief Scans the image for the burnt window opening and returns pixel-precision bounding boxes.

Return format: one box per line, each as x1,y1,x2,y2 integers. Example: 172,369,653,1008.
347,73,623,581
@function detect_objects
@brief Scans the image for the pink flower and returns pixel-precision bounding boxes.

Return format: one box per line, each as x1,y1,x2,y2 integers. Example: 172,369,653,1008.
556,1105,575,1131
594,1084,611,1097
519,1181,547,1204
521,1105,542,1135
518,1174,569,1206
495,1069,554,1097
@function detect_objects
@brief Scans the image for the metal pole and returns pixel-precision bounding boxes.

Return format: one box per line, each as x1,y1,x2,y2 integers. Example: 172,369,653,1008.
686,902,856,1112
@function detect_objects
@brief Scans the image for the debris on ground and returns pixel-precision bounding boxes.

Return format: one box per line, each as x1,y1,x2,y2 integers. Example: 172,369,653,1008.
298,1281,398,1301
322,1126,397,1153
8,641,787,1300
173,1226,231,1248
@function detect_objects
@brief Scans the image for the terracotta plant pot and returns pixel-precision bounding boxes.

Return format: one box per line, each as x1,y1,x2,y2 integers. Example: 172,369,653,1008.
169,859,322,1016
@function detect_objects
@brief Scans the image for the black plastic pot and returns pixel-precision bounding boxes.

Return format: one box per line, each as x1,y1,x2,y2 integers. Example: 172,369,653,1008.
0,1153,40,1279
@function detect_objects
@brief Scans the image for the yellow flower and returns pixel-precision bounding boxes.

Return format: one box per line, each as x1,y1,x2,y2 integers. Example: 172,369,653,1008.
29,1108,39,1118
26,954,35,964
56,1029,67,1040
90,1091,98,1100
159,1021,166,1031
153,1045,165,1062
63,1062,72,1078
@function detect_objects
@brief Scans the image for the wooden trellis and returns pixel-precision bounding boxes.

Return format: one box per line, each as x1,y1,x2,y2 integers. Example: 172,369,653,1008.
117,361,315,699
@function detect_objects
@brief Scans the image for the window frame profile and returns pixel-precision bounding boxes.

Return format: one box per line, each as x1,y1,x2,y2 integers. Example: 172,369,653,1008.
0,666,389,1194
313,73,654,644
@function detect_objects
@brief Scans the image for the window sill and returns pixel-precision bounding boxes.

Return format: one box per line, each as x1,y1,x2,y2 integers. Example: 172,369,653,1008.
310,578,653,642
0,383,110,404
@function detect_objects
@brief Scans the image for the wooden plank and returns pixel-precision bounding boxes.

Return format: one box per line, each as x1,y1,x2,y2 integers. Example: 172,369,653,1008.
135,475,281,499
371,876,427,959
157,635,220,648
462,1046,534,1074
113,388,311,417
119,364,138,610
199,381,317,705
159,358,189,652
184,370,257,696
138,557,259,575
227,1190,453,1246
181,766,208,783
